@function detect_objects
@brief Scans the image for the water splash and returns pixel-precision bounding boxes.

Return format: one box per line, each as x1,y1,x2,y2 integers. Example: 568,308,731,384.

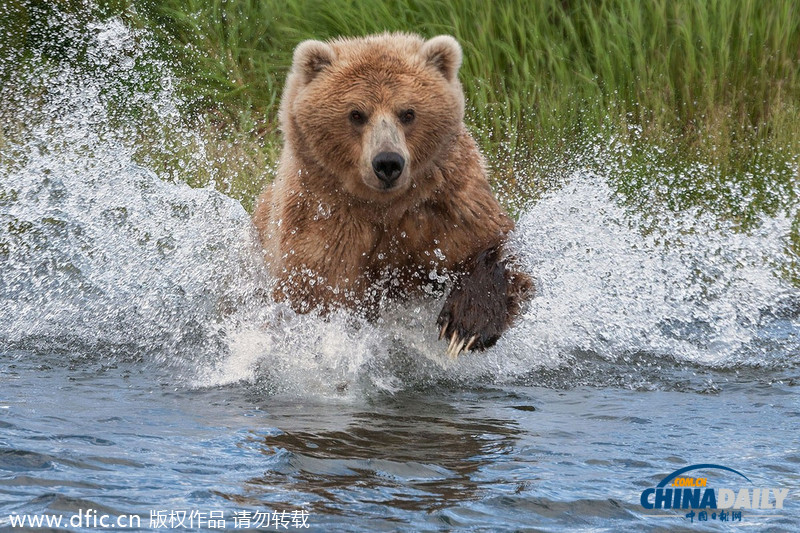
2,11,798,397
0,11,268,372
510,172,798,366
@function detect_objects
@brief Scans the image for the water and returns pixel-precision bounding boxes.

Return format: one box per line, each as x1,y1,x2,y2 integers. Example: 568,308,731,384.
1,10,799,532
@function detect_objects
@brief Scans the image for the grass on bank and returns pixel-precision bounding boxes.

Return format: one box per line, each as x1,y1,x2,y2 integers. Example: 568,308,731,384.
134,0,800,222
2,0,799,226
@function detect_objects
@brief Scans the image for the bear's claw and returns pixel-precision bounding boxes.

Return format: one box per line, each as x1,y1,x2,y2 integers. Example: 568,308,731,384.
446,332,466,359
444,332,479,359
438,320,449,341
464,334,478,352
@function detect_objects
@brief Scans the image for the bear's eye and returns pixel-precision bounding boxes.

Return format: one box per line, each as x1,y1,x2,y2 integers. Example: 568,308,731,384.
400,109,415,125
349,110,367,125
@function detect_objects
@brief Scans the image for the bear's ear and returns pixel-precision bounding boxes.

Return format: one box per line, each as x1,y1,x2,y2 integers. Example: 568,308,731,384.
421,35,462,82
292,40,336,84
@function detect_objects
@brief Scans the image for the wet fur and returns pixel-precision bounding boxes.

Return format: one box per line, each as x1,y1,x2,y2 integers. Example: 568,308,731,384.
252,33,532,356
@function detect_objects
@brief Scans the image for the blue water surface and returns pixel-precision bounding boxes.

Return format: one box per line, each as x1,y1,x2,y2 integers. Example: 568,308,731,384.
1,346,798,532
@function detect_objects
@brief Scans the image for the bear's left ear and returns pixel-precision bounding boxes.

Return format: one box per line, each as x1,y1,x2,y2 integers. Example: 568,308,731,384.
421,35,462,82
293,39,336,84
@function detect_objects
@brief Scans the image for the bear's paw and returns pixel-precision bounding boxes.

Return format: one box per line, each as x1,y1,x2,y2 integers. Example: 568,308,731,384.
436,245,531,359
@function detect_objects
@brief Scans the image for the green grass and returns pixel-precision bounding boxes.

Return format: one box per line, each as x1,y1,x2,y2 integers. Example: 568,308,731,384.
133,0,800,219
3,0,800,223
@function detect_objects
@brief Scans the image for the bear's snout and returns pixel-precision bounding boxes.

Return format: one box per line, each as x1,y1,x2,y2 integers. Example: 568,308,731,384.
372,152,405,188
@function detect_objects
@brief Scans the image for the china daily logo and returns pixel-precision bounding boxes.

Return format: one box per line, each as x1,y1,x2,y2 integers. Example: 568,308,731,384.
640,464,790,523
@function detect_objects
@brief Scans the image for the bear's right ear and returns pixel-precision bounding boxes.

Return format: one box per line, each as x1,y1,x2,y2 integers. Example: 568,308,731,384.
292,40,336,84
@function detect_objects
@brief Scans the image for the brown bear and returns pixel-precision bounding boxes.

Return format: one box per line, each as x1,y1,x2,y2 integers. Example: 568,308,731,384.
252,33,532,358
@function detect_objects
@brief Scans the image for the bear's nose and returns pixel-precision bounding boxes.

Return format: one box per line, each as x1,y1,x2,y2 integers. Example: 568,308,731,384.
372,152,405,187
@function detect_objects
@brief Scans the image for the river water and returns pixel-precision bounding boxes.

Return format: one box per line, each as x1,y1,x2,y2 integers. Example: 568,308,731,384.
1,12,799,533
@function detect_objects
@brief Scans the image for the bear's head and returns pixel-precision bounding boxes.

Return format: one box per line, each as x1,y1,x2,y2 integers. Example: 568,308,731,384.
280,33,465,204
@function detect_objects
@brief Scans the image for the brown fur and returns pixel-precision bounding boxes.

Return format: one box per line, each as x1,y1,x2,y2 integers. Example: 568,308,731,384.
253,33,532,354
